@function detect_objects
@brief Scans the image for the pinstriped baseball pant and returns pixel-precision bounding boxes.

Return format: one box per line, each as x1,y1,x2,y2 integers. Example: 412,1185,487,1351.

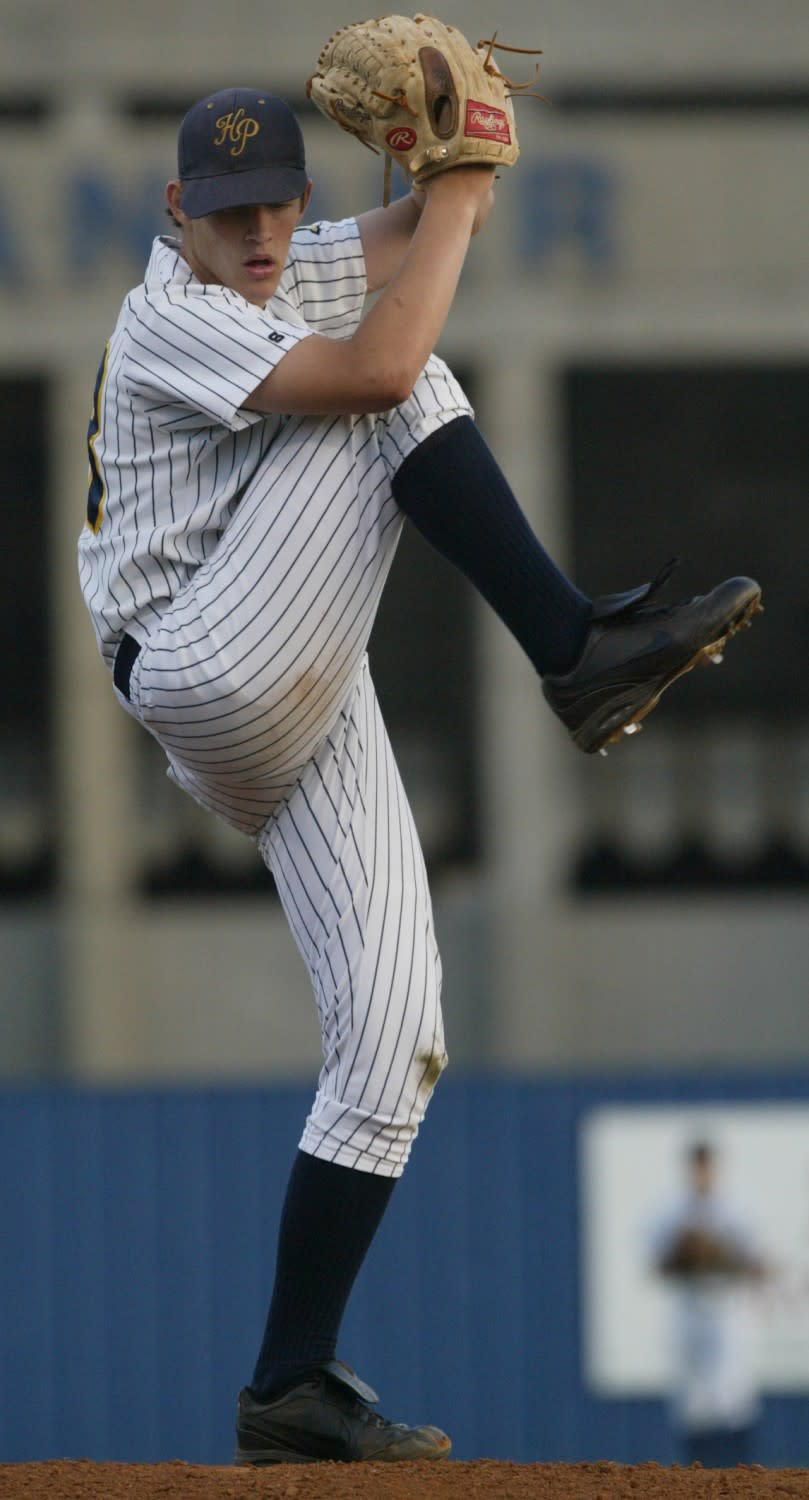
121,356,471,1175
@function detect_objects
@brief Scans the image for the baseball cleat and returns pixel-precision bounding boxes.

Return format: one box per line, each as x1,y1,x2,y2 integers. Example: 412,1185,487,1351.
234,1360,452,1465
541,561,763,755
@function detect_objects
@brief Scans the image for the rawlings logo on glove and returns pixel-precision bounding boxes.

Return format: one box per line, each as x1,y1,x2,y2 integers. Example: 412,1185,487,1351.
465,103,511,142
306,13,544,203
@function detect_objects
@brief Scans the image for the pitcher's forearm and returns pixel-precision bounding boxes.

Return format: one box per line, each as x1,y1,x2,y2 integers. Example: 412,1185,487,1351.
349,185,480,399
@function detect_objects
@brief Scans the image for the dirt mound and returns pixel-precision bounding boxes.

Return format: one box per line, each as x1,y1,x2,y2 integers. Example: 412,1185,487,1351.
0,1459,804,1500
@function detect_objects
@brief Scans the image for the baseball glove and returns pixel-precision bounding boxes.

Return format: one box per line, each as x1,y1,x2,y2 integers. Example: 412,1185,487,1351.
306,14,543,203
660,1228,757,1279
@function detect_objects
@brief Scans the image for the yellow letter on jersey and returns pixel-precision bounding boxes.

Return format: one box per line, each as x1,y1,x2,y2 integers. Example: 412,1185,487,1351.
86,342,110,533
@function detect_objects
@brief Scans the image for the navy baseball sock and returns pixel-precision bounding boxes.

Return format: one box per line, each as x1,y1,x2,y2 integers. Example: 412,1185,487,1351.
250,1150,396,1401
392,414,592,676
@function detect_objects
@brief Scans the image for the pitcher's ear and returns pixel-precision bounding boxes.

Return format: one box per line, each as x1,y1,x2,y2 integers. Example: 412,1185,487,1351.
166,180,186,224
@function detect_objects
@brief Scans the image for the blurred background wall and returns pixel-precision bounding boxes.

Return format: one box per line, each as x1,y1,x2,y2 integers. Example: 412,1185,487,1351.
1,0,807,1080
1,0,808,1466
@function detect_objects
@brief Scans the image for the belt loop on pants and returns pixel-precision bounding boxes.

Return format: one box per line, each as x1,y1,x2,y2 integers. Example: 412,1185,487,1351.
113,632,141,702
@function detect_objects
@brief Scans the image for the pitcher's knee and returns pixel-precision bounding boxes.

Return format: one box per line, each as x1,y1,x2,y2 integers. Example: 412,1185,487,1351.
299,1043,449,1177
414,1039,449,1096
380,357,473,469
413,354,472,417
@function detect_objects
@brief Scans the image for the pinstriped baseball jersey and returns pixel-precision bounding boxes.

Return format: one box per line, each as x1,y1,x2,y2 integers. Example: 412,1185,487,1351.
78,220,366,665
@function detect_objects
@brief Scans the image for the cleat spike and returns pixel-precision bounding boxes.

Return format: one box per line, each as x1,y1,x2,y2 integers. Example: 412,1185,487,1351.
709,651,724,664
599,747,608,757
623,721,641,735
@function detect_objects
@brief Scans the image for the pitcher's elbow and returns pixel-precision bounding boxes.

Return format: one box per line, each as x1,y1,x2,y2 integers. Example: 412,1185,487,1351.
362,361,414,411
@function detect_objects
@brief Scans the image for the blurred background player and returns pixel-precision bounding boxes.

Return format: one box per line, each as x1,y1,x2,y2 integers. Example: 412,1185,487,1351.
649,1140,767,1468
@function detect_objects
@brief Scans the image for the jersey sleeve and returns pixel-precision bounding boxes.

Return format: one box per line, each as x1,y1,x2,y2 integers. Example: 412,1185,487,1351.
277,217,367,337
124,282,313,429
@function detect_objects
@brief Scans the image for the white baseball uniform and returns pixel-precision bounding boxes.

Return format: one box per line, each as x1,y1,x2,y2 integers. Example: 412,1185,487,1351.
649,1192,763,1437
78,221,473,1175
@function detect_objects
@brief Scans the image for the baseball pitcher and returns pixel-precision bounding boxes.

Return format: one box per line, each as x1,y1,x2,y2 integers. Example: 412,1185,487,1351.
78,14,761,1466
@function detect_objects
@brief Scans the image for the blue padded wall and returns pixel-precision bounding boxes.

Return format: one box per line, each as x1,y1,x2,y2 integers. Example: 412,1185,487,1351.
1,1074,808,1465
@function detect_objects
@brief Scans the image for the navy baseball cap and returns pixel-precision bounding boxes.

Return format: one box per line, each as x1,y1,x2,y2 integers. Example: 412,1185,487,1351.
177,88,308,218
